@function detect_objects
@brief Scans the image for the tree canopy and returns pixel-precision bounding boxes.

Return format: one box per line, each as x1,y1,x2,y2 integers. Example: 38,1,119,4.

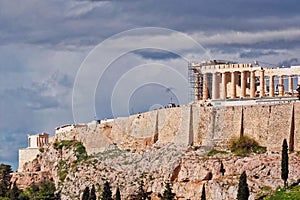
0,164,12,197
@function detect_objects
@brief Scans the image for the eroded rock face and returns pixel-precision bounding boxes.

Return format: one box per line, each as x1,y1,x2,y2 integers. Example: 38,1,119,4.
12,142,78,189
12,142,300,200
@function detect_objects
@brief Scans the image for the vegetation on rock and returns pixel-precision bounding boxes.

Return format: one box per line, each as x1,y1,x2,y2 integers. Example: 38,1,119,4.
25,180,56,200
53,140,87,162
230,135,266,156
10,141,300,199
264,184,300,199
206,149,228,156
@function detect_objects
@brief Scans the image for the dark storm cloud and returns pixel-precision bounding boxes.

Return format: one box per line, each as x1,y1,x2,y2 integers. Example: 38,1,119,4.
134,49,180,60
0,0,299,49
4,87,59,110
239,50,280,59
278,58,299,67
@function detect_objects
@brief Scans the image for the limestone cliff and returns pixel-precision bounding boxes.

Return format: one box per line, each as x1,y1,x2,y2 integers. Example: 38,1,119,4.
12,142,300,200
12,101,300,199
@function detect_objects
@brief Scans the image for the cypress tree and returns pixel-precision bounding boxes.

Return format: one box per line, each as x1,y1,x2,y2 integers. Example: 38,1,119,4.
115,187,121,200
281,139,289,188
201,184,206,200
102,181,113,200
137,180,148,200
82,186,90,200
220,162,225,176
161,182,175,200
237,171,249,200
89,185,96,200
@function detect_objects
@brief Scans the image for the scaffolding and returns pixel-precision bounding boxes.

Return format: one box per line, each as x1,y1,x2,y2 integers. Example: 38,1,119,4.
188,62,203,102
188,60,236,102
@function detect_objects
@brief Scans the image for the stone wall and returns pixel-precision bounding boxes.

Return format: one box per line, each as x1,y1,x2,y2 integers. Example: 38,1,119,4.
53,102,300,156
18,148,40,172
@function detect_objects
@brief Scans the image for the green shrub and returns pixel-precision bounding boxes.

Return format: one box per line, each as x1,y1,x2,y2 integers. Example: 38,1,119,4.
57,160,68,183
264,185,300,199
53,140,76,151
25,181,56,200
206,149,228,156
230,135,266,156
74,142,87,161
59,169,68,182
53,140,87,161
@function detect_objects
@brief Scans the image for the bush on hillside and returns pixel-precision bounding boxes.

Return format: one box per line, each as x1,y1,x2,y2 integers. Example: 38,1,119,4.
230,135,266,156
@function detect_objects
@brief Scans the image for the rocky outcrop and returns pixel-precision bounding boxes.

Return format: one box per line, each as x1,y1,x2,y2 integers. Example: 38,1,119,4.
12,141,79,189
12,142,300,200
13,101,300,199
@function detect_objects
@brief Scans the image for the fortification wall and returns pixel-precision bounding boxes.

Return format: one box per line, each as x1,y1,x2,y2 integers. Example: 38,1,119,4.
53,102,300,155
18,148,40,172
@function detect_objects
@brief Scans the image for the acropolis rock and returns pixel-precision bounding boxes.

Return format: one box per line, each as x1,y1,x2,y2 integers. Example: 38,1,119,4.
13,61,300,199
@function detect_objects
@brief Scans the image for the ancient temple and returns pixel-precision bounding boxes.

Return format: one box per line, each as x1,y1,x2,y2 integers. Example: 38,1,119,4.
189,60,300,101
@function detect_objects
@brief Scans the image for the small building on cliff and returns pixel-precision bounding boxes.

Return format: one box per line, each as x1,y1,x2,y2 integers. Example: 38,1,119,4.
18,133,49,172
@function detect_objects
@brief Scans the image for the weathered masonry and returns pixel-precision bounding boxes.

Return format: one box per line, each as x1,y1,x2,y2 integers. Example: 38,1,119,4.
189,60,300,101
18,133,49,172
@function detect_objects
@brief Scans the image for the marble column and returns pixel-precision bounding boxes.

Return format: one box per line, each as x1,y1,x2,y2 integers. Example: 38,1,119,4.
203,73,209,100
278,76,284,96
250,71,256,98
240,71,246,98
221,72,227,99
231,71,236,98
212,73,220,100
260,70,265,97
288,75,293,93
269,75,274,97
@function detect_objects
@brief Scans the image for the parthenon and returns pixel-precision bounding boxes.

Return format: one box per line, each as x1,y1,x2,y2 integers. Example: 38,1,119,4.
189,60,300,101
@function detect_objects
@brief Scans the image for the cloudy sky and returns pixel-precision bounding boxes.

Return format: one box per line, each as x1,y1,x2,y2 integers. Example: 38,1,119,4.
0,0,300,169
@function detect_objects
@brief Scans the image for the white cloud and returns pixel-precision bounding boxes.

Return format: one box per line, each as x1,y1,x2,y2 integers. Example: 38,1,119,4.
65,1,111,18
